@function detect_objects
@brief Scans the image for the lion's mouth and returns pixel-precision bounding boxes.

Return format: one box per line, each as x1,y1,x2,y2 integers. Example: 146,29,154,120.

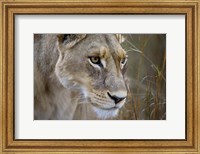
90,103,119,111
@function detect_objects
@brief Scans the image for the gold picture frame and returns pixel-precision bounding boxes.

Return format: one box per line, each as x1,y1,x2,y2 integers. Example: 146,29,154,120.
0,0,199,153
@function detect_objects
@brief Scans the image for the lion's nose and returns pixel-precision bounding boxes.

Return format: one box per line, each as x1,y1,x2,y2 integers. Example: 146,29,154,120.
107,92,126,104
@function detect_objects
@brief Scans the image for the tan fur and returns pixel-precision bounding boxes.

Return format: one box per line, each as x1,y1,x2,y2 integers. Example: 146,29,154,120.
117,48,126,59
34,34,128,120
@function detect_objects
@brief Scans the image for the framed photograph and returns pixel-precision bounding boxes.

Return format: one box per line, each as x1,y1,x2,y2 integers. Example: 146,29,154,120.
0,0,199,153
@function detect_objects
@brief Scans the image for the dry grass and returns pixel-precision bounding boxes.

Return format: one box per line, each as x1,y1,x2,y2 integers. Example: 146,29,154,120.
119,34,166,120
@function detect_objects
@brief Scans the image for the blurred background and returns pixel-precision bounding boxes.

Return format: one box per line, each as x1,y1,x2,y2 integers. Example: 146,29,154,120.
118,34,166,120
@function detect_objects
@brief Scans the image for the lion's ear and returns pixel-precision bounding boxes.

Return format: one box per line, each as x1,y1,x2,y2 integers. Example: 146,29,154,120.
115,34,125,44
57,34,86,51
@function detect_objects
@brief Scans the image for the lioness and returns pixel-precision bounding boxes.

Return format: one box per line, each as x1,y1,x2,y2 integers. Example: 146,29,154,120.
34,34,128,120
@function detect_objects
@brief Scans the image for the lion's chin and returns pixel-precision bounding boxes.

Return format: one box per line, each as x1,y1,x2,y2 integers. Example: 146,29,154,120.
91,105,119,120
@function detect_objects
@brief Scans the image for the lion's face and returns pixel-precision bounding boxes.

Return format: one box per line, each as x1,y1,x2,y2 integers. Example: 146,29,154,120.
55,34,128,119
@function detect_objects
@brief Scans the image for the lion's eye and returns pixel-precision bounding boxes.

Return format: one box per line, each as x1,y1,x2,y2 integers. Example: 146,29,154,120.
121,58,126,64
89,56,101,65
121,58,127,65
120,57,128,69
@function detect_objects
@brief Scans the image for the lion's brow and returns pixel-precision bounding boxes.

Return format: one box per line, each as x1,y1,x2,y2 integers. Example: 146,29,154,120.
87,50,100,56
116,48,126,59
87,46,110,58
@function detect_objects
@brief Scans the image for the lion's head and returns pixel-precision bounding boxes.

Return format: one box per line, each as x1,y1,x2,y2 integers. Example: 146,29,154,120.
55,34,128,119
